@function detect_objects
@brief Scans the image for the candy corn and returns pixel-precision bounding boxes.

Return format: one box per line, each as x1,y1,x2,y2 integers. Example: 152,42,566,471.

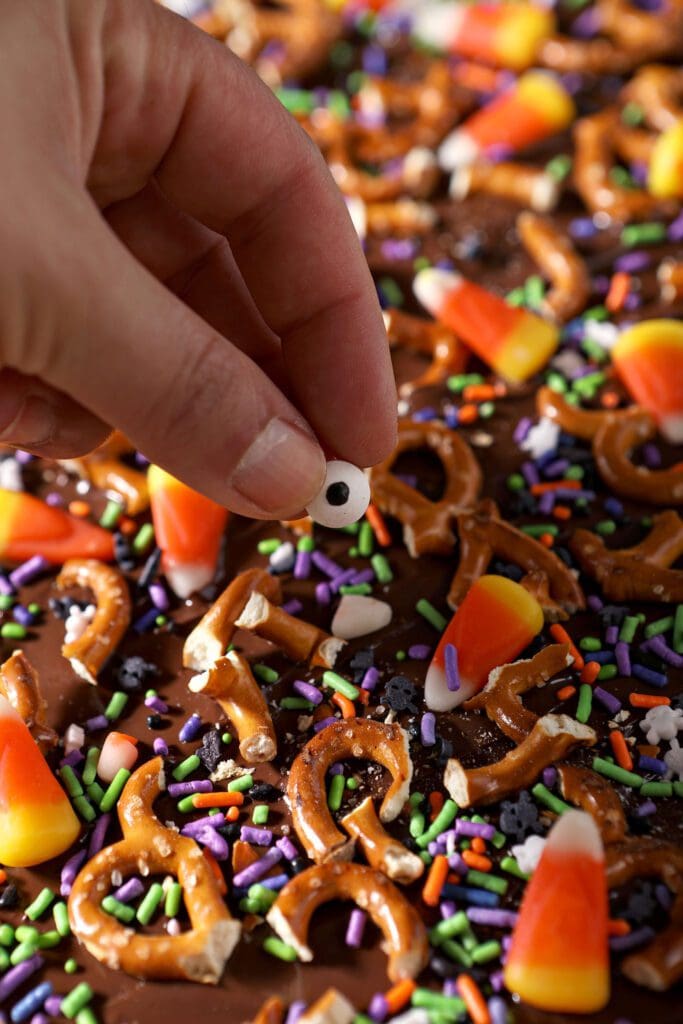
0,489,114,564
0,695,80,866
148,466,229,598
504,810,609,1013
97,731,138,783
612,319,683,443
424,575,543,711
413,2,555,71
439,71,575,170
414,267,559,382
648,120,683,199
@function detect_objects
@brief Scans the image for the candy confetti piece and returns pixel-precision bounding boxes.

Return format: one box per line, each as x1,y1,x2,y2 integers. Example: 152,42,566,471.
504,809,609,1013
0,489,114,563
425,575,543,711
148,466,229,598
612,319,683,443
0,695,80,866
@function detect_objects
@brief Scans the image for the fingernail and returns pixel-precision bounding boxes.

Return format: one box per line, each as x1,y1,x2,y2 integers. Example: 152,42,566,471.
231,418,326,516
0,394,56,447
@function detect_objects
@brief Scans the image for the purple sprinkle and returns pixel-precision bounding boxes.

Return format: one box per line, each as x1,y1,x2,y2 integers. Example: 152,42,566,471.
361,666,380,691
623,291,641,311
644,636,683,668
315,582,331,606
421,712,436,746
293,550,311,580
448,853,468,875
488,996,508,1024
615,250,651,273
0,956,44,1003
466,908,518,928
380,238,418,261
240,826,272,846
12,605,34,627
521,460,540,486
634,799,657,817
571,6,601,36
153,737,169,756
443,979,459,998
167,780,212,798
45,492,64,507
587,595,604,611
148,582,169,611
604,497,624,519
345,908,367,949
615,641,632,676
113,877,145,903
329,568,357,594
456,820,495,840
642,443,662,468
368,994,388,1023
350,568,374,586
538,491,555,515
9,981,53,1024
276,836,298,861
44,997,63,1017
655,883,673,910
293,680,323,705
285,1002,306,1024
313,716,338,733
9,555,49,590
605,625,619,645
281,598,303,616
513,417,532,444
394,472,418,487
60,850,87,897
489,971,505,993
195,826,229,860
85,714,109,734
60,749,84,769
445,643,460,692
311,551,343,579
632,664,668,688
133,607,159,634
408,644,431,660
610,926,656,952
255,873,289,891
181,814,226,838
14,450,33,464
233,847,283,887
0,574,13,596
444,406,459,430
88,813,111,858
29,1015,49,1024
668,210,683,241
328,763,344,776
593,686,622,714
440,901,457,920
543,458,570,479
145,695,168,715
412,406,438,423
553,488,596,503
569,217,598,240
179,713,202,743
638,754,667,776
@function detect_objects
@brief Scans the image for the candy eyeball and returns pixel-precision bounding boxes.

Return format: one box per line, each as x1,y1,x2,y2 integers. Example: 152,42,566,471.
306,460,370,528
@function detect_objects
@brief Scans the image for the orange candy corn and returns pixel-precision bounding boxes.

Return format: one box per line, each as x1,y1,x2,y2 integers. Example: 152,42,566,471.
413,2,555,71
0,489,114,564
504,810,609,1013
0,695,80,867
439,71,574,170
148,466,229,598
414,267,559,382
424,575,543,711
612,320,683,443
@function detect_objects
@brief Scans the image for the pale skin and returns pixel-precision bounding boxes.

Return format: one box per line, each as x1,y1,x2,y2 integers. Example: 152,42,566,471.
0,0,397,518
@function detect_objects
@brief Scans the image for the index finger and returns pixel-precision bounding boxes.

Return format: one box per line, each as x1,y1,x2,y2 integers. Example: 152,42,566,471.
94,0,397,466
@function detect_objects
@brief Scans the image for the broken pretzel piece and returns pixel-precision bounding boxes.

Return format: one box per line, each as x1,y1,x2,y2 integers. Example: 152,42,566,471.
465,643,572,743
297,990,356,1024
517,212,591,323
235,592,345,670
341,796,424,885
557,764,627,845
56,559,131,684
189,652,276,763
0,650,57,751
266,862,428,983
450,161,561,214
444,714,596,808
384,307,467,398
61,431,149,516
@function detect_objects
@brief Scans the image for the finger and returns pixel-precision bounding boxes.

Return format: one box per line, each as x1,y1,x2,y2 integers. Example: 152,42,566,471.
0,369,112,458
31,204,326,519
91,1,397,465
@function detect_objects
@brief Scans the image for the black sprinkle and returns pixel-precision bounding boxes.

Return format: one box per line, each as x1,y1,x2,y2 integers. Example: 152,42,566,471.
625,881,658,924
249,782,282,802
349,649,374,672
499,790,543,841
117,656,158,692
199,730,223,773
49,597,73,620
626,813,652,837
113,533,136,572
598,605,628,626
0,883,19,909
291,857,308,875
138,546,162,589
218,823,241,841
430,955,458,979
146,714,165,730
384,675,419,714
491,561,524,582
437,738,454,765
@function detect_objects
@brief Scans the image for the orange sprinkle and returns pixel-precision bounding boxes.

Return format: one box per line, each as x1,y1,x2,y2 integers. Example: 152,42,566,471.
609,730,633,771
422,854,449,907
462,850,492,872
456,974,490,1024
462,384,497,403
600,390,620,410
608,918,631,937
557,685,576,701
384,979,416,1015
118,516,138,535
225,805,240,822
68,500,91,519
471,836,487,855
192,791,245,809
549,624,585,671
539,532,555,548
458,403,479,424
331,692,356,719
429,791,444,821
605,271,631,313
629,693,671,709
580,660,601,685
356,687,370,706
366,503,392,547
531,480,581,495
553,505,572,521
202,848,227,895
452,60,504,95
0,869,7,886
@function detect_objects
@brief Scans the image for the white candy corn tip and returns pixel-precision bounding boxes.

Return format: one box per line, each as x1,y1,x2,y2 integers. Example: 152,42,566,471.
661,413,683,445
306,460,370,529
546,809,603,862
413,266,463,316
331,594,393,640
424,663,472,712
438,130,480,171
165,563,214,600
412,3,466,49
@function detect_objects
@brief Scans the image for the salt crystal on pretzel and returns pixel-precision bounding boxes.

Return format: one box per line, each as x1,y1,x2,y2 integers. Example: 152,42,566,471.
266,862,428,982
0,650,57,751
384,308,467,398
516,212,591,323
0,489,114,563
189,652,276,763
183,568,282,671
69,758,241,982
444,713,596,808
287,719,412,864
612,320,683,444
56,559,131,685
235,592,345,669
340,796,424,885
450,161,561,214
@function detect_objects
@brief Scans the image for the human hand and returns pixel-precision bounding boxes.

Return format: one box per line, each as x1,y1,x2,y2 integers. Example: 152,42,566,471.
0,0,396,518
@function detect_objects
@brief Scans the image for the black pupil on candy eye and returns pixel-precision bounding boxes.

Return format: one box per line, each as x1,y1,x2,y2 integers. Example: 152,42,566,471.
326,481,350,506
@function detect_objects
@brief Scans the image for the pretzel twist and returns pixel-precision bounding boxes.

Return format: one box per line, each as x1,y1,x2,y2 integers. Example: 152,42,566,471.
69,758,241,982
266,862,429,982
384,308,467,398
622,65,683,132
341,796,424,885
56,559,131,684
370,420,482,557
0,650,57,751
516,212,591,323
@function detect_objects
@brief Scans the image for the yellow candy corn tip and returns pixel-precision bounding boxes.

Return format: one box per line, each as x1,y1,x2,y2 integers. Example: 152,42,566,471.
613,318,683,361
0,803,80,868
648,121,683,199
497,8,555,70
503,964,610,1014
0,491,21,553
517,71,575,131
148,464,182,494
476,575,544,632
496,314,559,383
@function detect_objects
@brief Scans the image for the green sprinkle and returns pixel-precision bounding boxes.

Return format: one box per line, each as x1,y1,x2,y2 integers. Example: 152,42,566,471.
466,870,508,895
468,941,501,966
673,605,683,653
25,887,55,920
545,153,572,180
248,884,278,911
409,792,424,808
328,773,346,811
155,614,167,627
673,781,683,798
565,465,584,481
409,811,426,839
378,276,404,307
0,623,26,640
276,87,314,116
82,747,100,787
75,1010,99,1024
580,636,601,651
86,782,105,805
418,851,433,866
0,594,14,610
354,1016,374,1024
440,939,472,968
0,924,15,946
609,165,636,189
595,520,616,537
10,942,40,965
263,937,298,962
338,583,373,596
228,774,254,793
447,373,483,393
583,307,609,323
415,598,448,632
593,756,643,788
279,697,315,711
239,898,262,915
348,547,359,558
576,683,593,723
104,691,128,721
412,989,466,1015
413,256,431,273
358,520,374,557
15,926,39,944
524,274,545,310
640,781,673,798
598,664,618,681
252,805,269,825
545,371,568,394
346,777,359,790
136,883,164,926
164,882,183,919
619,615,640,643
99,500,123,530
101,895,136,924
132,522,154,554
371,554,393,583
532,783,573,816
322,670,359,700
36,931,61,950
506,286,525,307
0,949,8,971
99,768,131,811
645,615,674,639
221,732,232,745
491,829,506,850
416,799,458,849
253,664,279,684
430,911,469,945
73,795,96,822
479,401,495,419
621,101,644,126
500,856,530,880
297,535,314,552
64,958,78,974
61,982,94,1019
520,524,559,538
621,222,667,247
53,901,71,937
396,650,406,662
506,473,525,492
60,765,83,798
172,755,201,782
257,538,281,555
342,522,360,536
